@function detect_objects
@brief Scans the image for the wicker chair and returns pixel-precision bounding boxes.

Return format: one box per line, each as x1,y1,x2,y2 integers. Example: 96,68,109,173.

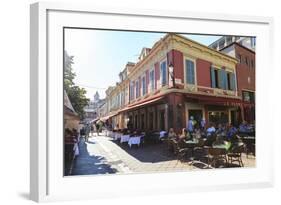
193,138,207,160
227,143,245,167
207,147,228,168
171,139,188,161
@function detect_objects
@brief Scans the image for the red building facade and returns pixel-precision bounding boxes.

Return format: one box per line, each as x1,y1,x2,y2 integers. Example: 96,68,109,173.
221,42,255,123
107,34,246,134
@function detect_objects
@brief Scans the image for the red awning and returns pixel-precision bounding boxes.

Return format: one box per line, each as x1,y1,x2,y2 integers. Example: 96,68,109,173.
184,93,242,106
119,96,164,113
243,102,255,108
100,112,119,121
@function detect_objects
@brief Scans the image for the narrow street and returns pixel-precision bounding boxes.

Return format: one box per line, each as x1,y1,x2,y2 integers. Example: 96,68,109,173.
66,132,256,176
66,132,196,176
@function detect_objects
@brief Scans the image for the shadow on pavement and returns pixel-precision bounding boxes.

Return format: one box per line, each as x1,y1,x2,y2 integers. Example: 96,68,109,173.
65,139,117,176
112,140,176,163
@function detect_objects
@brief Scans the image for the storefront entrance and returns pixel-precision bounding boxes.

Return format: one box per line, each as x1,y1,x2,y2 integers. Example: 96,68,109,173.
188,109,203,126
208,111,228,124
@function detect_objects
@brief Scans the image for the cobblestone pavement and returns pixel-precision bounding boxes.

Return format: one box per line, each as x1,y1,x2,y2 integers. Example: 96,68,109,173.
66,133,256,176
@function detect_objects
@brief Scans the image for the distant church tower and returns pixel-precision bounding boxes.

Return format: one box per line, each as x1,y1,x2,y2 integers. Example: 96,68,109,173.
94,91,100,102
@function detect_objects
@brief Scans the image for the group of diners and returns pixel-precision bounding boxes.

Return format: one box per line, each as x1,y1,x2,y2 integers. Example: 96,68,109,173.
165,120,255,168
110,129,145,148
64,128,80,162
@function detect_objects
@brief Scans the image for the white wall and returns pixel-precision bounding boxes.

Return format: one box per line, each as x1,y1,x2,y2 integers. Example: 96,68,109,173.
0,0,280,205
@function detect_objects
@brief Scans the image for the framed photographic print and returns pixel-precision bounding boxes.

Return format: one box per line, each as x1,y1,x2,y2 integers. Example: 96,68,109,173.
30,2,274,202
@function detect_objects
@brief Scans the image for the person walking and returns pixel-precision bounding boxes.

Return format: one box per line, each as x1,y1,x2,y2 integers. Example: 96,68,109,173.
85,124,90,142
187,116,194,135
96,122,100,136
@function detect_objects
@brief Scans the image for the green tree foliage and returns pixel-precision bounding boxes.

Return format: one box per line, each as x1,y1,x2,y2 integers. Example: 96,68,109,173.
64,51,89,118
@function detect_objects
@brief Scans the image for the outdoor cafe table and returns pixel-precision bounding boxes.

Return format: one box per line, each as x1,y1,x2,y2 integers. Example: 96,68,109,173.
185,139,199,163
107,130,113,137
114,132,122,141
240,136,255,156
120,134,130,143
128,135,144,148
212,142,232,152
241,136,255,140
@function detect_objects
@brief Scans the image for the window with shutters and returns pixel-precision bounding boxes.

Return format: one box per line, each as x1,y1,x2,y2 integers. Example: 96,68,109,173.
219,69,229,90
129,81,135,101
160,60,167,86
135,80,139,98
229,72,236,91
142,76,146,96
227,73,231,90
210,67,220,88
185,59,195,84
149,69,155,92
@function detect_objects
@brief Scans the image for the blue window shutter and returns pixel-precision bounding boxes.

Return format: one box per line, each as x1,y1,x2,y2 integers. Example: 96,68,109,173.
229,73,234,90
191,61,195,84
225,72,229,90
210,66,216,88
164,61,167,85
129,82,131,100
221,69,227,90
233,74,237,91
161,63,163,85
150,70,155,90
230,73,236,91
228,73,236,91
218,69,224,89
162,61,167,85
185,61,188,83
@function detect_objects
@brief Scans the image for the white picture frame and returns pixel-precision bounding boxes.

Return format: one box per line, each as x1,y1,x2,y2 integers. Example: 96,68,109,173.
30,2,274,202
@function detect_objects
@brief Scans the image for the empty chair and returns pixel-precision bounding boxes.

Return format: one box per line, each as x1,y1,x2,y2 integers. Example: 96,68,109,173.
171,139,188,161
227,143,245,167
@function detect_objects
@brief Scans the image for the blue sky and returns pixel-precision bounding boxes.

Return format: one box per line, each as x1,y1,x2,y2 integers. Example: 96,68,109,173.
64,29,221,99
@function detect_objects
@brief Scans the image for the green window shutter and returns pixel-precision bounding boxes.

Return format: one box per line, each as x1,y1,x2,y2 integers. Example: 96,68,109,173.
186,60,195,84
221,69,228,90
210,66,216,88
190,61,195,84
230,73,236,91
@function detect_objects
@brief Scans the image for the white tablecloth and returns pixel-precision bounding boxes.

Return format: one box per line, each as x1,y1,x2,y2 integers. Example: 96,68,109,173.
114,133,122,141
128,136,141,147
159,131,167,139
107,131,113,137
120,135,130,143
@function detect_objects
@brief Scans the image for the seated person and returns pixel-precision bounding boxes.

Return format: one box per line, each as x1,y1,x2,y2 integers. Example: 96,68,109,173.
193,125,201,139
179,128,190,141
206,123,216,137
168,128,177,140
239,121,249,133
227,124,238,139
216,123,226,134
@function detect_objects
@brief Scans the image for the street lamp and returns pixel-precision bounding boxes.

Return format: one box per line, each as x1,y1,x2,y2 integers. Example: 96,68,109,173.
168,63,175,88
